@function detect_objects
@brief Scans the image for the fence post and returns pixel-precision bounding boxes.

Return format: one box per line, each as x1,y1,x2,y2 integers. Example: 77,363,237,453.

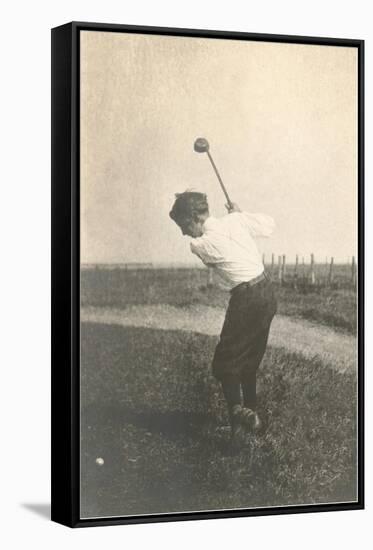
282,254,286,280
278,255,282,285
328,257,334,285
208,267,214,286
351,256,356,286
310,253,316,285
294,254,299,277
293,254,299,289
271,253,275,274
262,253,265,267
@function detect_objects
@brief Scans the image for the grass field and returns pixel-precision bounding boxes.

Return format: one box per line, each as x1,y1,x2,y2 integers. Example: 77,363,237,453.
80,266,358,518
80,323,357,518
81,266,357,334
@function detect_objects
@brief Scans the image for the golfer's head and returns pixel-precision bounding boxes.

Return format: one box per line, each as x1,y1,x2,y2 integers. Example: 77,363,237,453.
169,191,209,238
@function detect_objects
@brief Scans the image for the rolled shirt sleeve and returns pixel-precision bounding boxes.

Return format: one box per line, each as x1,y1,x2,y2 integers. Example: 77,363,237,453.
190,239,220,265
238,212,275,237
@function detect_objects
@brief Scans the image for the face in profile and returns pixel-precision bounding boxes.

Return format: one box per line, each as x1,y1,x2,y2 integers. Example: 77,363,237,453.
179,219,204,238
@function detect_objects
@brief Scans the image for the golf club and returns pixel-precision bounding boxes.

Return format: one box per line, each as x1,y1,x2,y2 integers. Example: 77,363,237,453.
194,138,233,209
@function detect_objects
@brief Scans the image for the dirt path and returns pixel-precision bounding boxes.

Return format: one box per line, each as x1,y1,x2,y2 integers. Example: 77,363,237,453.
81,304,357,373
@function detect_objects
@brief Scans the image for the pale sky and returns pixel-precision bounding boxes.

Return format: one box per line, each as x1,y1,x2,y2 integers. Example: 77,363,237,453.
80,31,358,265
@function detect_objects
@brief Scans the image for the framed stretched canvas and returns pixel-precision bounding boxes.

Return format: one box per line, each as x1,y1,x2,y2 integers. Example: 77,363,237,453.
51,22,364,527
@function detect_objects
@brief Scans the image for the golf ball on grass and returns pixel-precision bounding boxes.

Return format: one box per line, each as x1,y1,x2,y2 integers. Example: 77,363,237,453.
95,457,104,466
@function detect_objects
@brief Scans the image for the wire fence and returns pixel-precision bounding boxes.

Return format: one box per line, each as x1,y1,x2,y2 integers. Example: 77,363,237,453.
204,254,357,290
261,253,357,288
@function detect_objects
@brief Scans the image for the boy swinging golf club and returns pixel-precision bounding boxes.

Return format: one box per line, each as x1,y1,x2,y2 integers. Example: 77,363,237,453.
169,138,277,443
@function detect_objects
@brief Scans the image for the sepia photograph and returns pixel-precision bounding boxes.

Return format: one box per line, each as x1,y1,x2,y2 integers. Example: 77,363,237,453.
76,27,361,520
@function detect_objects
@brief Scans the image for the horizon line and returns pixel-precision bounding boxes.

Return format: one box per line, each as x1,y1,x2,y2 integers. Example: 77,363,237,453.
81,258,358,268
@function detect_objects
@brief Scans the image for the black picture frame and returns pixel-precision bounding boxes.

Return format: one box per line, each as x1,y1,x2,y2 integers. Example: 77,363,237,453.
51,21,365,528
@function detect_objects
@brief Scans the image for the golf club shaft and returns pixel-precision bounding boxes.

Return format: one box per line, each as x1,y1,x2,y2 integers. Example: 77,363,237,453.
206,151,233,208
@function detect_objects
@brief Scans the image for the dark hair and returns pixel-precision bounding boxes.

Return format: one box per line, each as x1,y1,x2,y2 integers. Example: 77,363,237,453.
169,191,209,226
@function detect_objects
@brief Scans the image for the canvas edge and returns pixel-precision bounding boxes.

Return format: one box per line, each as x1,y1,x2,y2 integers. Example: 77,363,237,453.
51,21,365,529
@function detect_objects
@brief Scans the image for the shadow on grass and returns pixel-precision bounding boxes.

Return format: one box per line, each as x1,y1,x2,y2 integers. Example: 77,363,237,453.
84,403,209,438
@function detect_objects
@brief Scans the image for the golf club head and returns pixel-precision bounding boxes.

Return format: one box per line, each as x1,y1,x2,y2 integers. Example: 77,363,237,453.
194,137,209,153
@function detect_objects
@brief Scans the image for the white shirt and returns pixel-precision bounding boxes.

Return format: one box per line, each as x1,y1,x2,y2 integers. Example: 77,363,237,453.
190,212,275,290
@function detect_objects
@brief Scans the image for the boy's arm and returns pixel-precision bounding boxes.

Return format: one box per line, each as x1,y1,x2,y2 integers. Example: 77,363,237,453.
190,240,219,266
225,203,275,237
241,212,275,237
